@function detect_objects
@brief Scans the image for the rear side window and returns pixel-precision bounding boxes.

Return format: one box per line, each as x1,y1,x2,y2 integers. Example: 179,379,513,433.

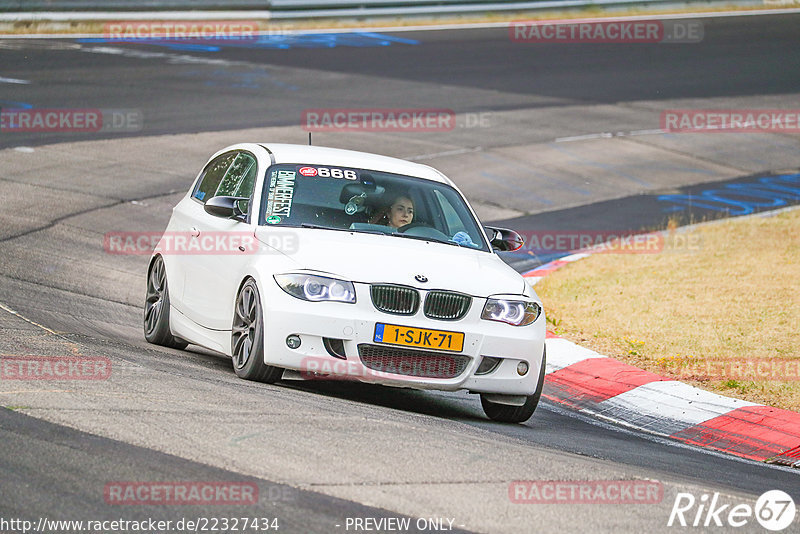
193,152,238,203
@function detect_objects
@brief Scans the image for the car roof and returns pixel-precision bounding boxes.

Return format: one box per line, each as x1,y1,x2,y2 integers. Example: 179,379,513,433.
258,143,451,185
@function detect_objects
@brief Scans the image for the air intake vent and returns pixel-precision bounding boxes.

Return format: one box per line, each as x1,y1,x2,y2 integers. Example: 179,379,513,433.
358,344,470,379
370,285,420,315
424,291,472,321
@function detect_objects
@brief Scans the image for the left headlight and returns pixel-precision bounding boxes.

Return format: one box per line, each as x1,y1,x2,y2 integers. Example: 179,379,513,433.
274,273,356,303
481,298,541,326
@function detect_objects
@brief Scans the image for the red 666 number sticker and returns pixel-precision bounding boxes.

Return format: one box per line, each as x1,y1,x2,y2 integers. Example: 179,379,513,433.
297,166,358,180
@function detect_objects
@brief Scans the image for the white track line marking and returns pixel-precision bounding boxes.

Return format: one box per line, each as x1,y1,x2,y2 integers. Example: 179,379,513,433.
0,76,30,84
0,302,60,335
555,129,667,142
407,147,483,161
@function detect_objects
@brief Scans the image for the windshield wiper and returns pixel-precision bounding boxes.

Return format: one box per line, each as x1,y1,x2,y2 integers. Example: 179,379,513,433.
301,223,399,237
298,224,468,248
299,223,349,232
387,232,459,247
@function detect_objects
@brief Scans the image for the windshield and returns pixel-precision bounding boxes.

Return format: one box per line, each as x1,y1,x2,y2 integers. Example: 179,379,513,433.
259,164,489,252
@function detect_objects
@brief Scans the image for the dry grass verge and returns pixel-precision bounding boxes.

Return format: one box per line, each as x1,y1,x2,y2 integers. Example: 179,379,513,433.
537,208,800,412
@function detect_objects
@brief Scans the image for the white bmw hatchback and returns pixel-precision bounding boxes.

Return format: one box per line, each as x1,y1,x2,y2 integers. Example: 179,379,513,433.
144,143,546,423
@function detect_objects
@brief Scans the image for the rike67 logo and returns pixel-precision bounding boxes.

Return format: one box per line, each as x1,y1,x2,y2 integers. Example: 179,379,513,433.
668,490,796,531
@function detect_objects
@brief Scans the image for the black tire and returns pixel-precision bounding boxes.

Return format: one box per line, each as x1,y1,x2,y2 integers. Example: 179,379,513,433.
481,346,547,424
143,255,188,350
231,279,283,383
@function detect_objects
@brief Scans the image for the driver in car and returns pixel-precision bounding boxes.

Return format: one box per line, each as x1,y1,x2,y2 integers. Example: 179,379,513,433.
370,194,414,228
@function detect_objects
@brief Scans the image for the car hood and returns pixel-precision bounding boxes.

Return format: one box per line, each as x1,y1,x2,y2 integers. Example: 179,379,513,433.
255,227,527,297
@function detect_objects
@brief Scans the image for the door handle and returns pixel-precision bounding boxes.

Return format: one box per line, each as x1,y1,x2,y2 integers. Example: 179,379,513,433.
190,226,200,238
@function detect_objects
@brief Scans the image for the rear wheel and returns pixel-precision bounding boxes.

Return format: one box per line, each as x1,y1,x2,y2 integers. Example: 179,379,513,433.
481,347,546,424
143,255,188,350
231,279,283,383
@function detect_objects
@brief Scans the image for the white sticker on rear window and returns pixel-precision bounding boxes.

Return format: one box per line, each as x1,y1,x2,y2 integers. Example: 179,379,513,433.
298,166,317,177
267,170,296,217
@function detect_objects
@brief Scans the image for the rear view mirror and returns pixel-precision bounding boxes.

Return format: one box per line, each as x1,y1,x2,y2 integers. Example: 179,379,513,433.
340,180,385,215
339,183,369,204
484,226,524,252
339,182,385,203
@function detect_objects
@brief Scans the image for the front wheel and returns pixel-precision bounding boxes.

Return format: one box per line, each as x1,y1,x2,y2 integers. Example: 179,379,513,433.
231,279,283,383
143,255,188,350
481,347,546,424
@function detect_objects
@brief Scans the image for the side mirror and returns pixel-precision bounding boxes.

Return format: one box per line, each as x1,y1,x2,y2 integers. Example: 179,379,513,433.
484,226,524,252
204,196,249,222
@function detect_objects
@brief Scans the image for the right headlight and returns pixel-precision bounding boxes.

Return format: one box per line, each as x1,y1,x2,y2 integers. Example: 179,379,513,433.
481,299,541,326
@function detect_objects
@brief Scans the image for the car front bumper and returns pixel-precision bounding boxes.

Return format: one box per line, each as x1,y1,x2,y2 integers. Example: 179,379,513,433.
260,280,545,396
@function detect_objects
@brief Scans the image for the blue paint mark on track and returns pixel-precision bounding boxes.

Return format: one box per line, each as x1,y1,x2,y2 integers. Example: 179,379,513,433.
77,32,419,52
0,101,34,109
657,173,800,216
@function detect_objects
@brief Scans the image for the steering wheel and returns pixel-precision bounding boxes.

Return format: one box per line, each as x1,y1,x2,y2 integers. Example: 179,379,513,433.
396,222,451,241
396,222,429,233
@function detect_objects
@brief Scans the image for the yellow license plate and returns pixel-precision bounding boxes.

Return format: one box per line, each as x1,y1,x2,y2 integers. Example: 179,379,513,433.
374,323,464,352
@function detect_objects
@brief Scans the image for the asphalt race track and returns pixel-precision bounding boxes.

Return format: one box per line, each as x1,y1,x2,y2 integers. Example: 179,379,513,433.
1,12,799,533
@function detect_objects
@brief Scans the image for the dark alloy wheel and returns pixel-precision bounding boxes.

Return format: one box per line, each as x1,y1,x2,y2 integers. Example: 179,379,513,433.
143,255,188,350
231,279,283,383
